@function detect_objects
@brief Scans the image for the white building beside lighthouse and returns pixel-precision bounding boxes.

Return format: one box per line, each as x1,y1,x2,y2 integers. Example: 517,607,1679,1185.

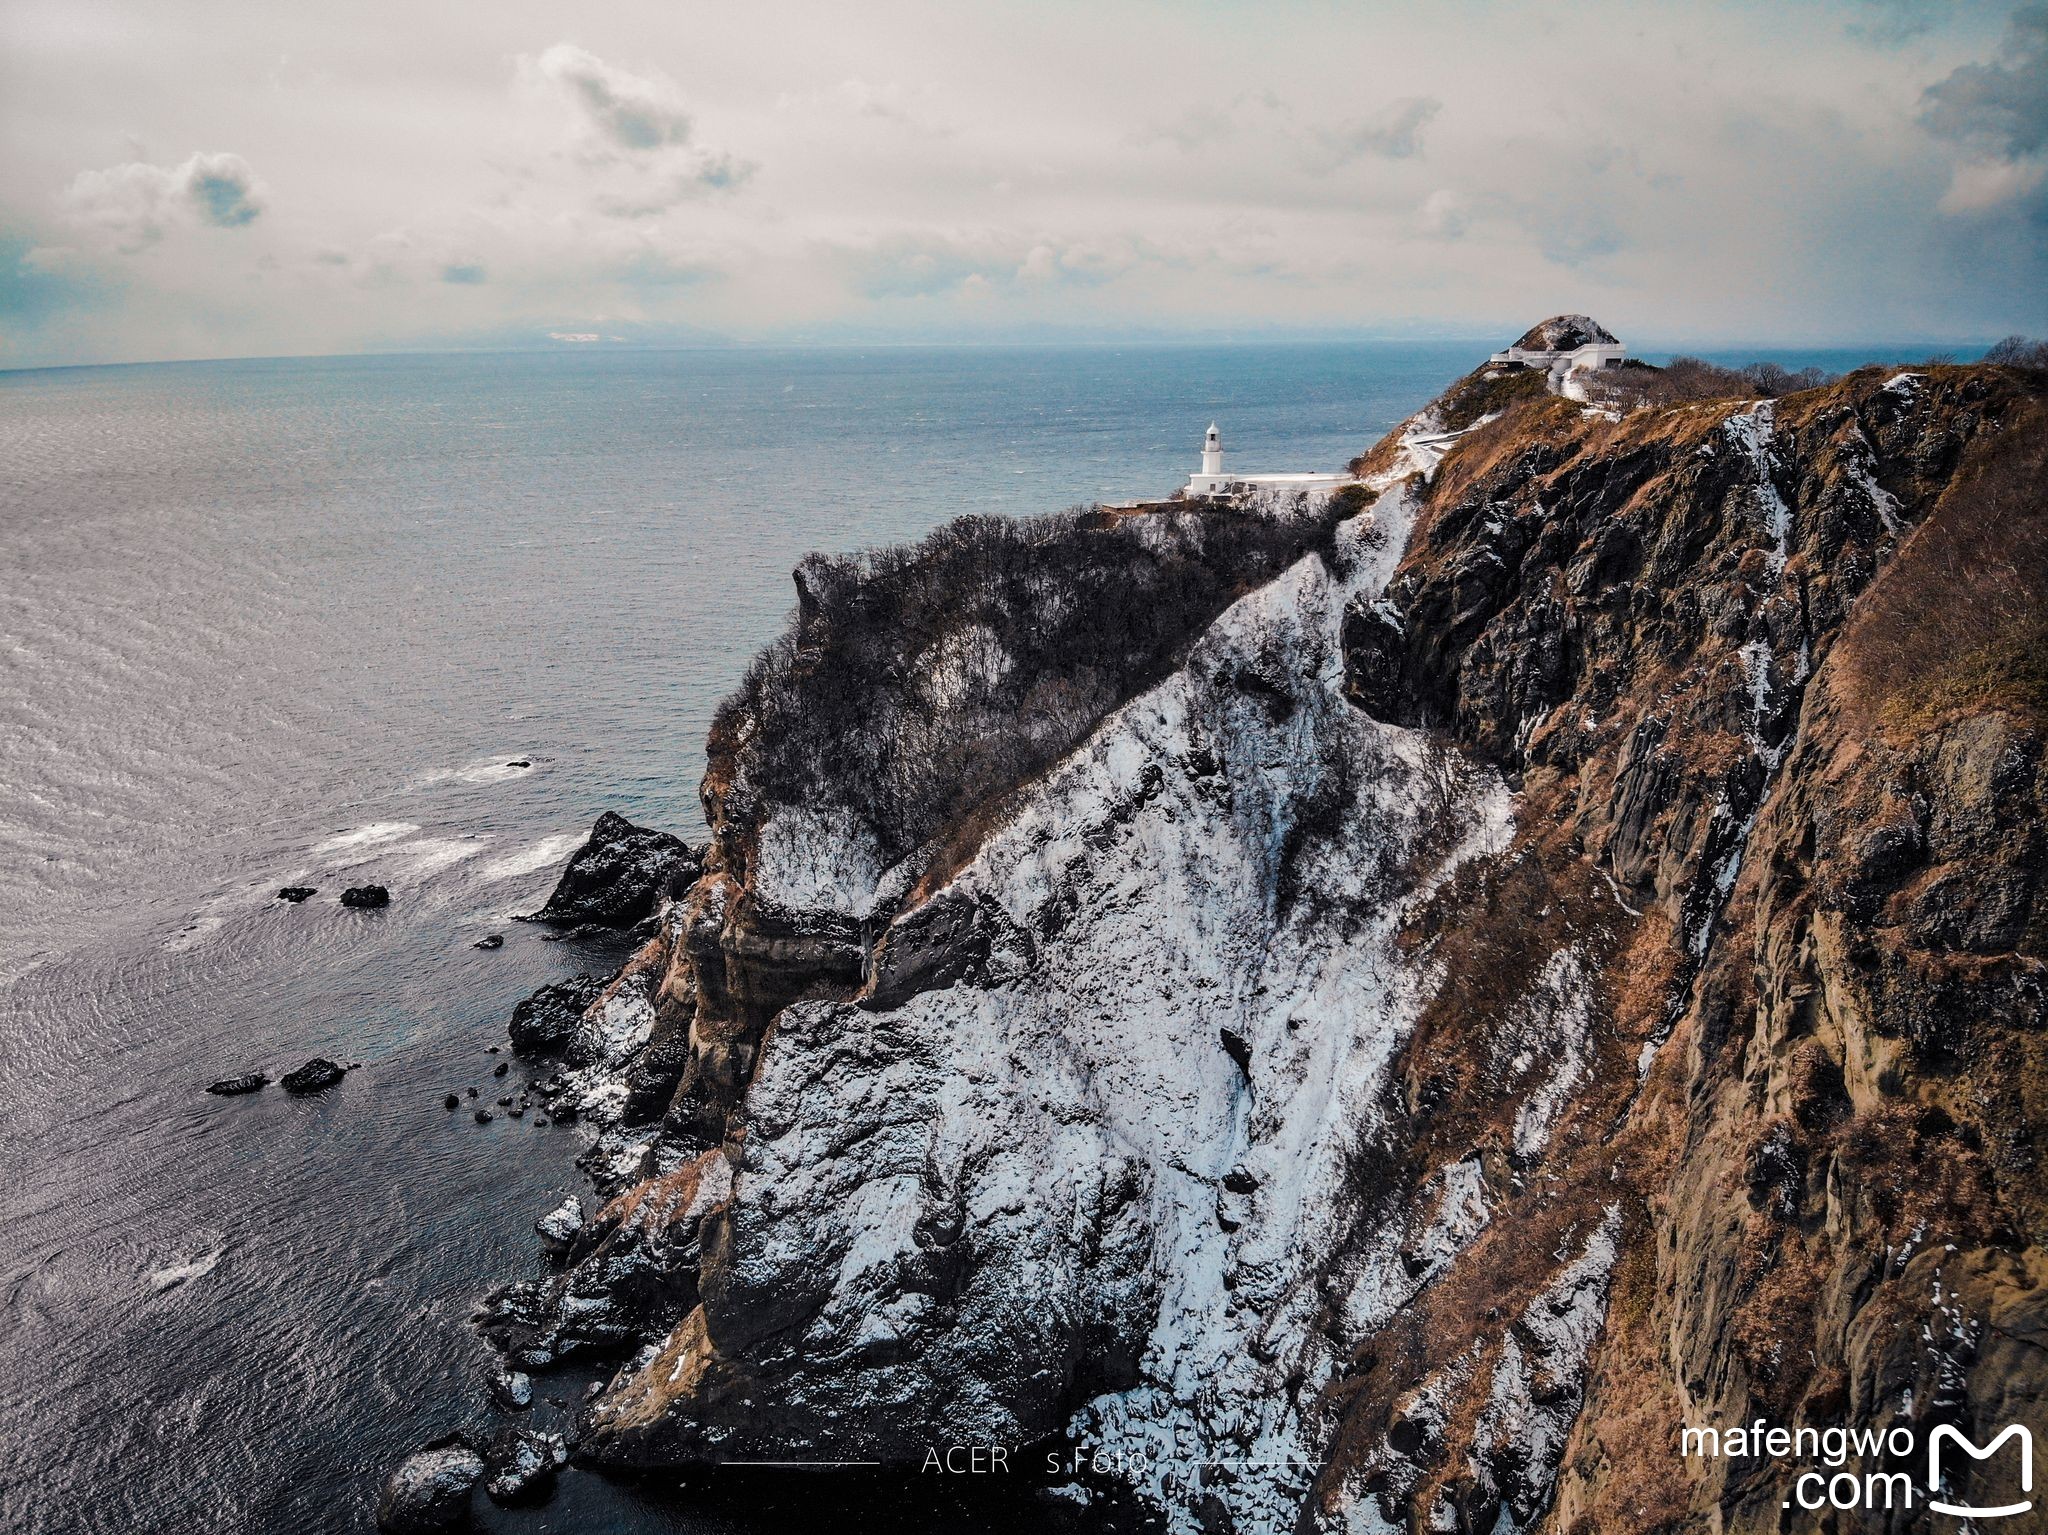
1184,422,1358,502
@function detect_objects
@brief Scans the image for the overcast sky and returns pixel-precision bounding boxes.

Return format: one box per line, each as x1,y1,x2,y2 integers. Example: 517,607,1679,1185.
3,0,2045,367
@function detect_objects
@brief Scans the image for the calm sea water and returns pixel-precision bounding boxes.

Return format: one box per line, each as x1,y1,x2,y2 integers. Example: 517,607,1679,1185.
0,339,1933,1534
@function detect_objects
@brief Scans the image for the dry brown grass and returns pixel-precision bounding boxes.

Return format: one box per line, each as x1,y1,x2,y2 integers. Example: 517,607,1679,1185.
1834,397,2048,737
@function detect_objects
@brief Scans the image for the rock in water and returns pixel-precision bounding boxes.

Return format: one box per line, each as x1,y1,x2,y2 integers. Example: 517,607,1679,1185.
376,1438,482,1533
505,974,605,1055
280,1058,345,1095
483,1428,565,1505
206,1072,268,1096
488,1368,534,1411
473,934,503,951
534,1195,582,1255
341,884,390,909
275,886,315,903
524,811,699,929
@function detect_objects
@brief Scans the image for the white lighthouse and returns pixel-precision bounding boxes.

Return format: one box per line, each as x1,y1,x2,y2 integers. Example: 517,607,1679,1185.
1183,419,1359,503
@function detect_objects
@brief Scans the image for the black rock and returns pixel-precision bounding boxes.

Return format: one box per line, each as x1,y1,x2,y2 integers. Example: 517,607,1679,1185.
488,1367,534,1412
533,1118,548,1127
496,1096,512,1107
276,886,316,903
475,1108,494,1123
341,884,391,909
493,1061,509,1077
466,1086,478,1098
506,759,531,768
443,1093,460,1110
473,934,504,951
207,1072,268,1096
377,1435,482,1533
522,811,700,930
281,1058,345,1095
506,974,605,1055
483,1427,565,1505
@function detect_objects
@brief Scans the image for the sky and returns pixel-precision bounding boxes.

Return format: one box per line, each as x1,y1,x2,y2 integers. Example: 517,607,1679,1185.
2,0,2045,367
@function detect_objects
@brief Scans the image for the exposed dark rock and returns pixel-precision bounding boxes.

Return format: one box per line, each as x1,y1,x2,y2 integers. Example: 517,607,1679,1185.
493,1061,508,1078
474,1108,493,1124
341,885,390,909
535,1195,582,1255
443,1093,460,1110
276,886,315,903
1511,313,1617,351
483,1428,565,1505
376,1436,481,1533
506,974,605,1055
473,934,503,951
488,1367,533,1411
280,1058,345,1095
206,1072,268,1096
525,812,700,930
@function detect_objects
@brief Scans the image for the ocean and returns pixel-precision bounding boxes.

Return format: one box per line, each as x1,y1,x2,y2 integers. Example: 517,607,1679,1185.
0,339,1936,1533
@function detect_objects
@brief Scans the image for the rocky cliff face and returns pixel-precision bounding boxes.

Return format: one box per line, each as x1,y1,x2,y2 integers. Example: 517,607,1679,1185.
473,334,2046,1534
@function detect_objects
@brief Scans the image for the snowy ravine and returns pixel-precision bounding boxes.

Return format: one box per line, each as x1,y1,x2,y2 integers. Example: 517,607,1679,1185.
586,491,1516,1529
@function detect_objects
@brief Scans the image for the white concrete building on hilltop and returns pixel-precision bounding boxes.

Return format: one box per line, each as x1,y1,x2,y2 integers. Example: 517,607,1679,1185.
1184,423,1358,501
1487,315,1626,394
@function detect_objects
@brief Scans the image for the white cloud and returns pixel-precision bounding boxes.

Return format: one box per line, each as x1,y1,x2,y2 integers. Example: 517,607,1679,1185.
1937,155,2048,213
526,42,752,213
60,151,264,253
533,43,693,152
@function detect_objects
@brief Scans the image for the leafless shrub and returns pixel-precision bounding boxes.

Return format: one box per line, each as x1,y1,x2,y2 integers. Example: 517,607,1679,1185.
1984,335,2048,372
710,500,1342,870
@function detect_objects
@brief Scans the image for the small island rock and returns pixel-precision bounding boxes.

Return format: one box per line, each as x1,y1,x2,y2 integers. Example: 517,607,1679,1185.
276,886,316,903
206,1072,268,1096
280,1058,345,1095
341,884,390,909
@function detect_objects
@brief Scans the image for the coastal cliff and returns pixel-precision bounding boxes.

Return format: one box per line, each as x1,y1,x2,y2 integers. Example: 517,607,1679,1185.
464,330,2047,1534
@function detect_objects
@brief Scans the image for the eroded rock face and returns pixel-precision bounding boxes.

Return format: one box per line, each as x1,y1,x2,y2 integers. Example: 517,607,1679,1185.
460,353,2046,1534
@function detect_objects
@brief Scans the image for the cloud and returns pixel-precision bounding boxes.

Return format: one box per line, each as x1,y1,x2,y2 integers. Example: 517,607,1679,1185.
440,262,487,284
1845,0,1940,48
1310,97,1442,169
1920,6,2048,216
60,151,265,252
527,43,753,214
1921,6,2048,156
1419,188,1469,239
534,43,692,152
1937,154,2048,213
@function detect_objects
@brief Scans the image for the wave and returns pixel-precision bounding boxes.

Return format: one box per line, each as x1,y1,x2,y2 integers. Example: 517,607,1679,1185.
416,757,537,789
478,831,580,883
145,1238,226,1294
309,822,418,859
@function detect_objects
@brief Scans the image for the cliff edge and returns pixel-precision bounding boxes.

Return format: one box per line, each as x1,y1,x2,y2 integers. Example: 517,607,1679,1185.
466,329,2047,1534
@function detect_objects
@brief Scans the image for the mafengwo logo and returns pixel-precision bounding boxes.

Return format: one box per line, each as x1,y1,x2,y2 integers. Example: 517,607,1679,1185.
1682,1419,2035,1519
1929,1424,2033,1520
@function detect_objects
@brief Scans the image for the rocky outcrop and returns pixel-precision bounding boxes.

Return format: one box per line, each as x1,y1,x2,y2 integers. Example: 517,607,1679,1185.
525,812,700,929
280,1058,345,1095
206,1072,267,1096
341,884,390,909
375,1437,481,1533
449,334,2046,1533
1512,314,1618,351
